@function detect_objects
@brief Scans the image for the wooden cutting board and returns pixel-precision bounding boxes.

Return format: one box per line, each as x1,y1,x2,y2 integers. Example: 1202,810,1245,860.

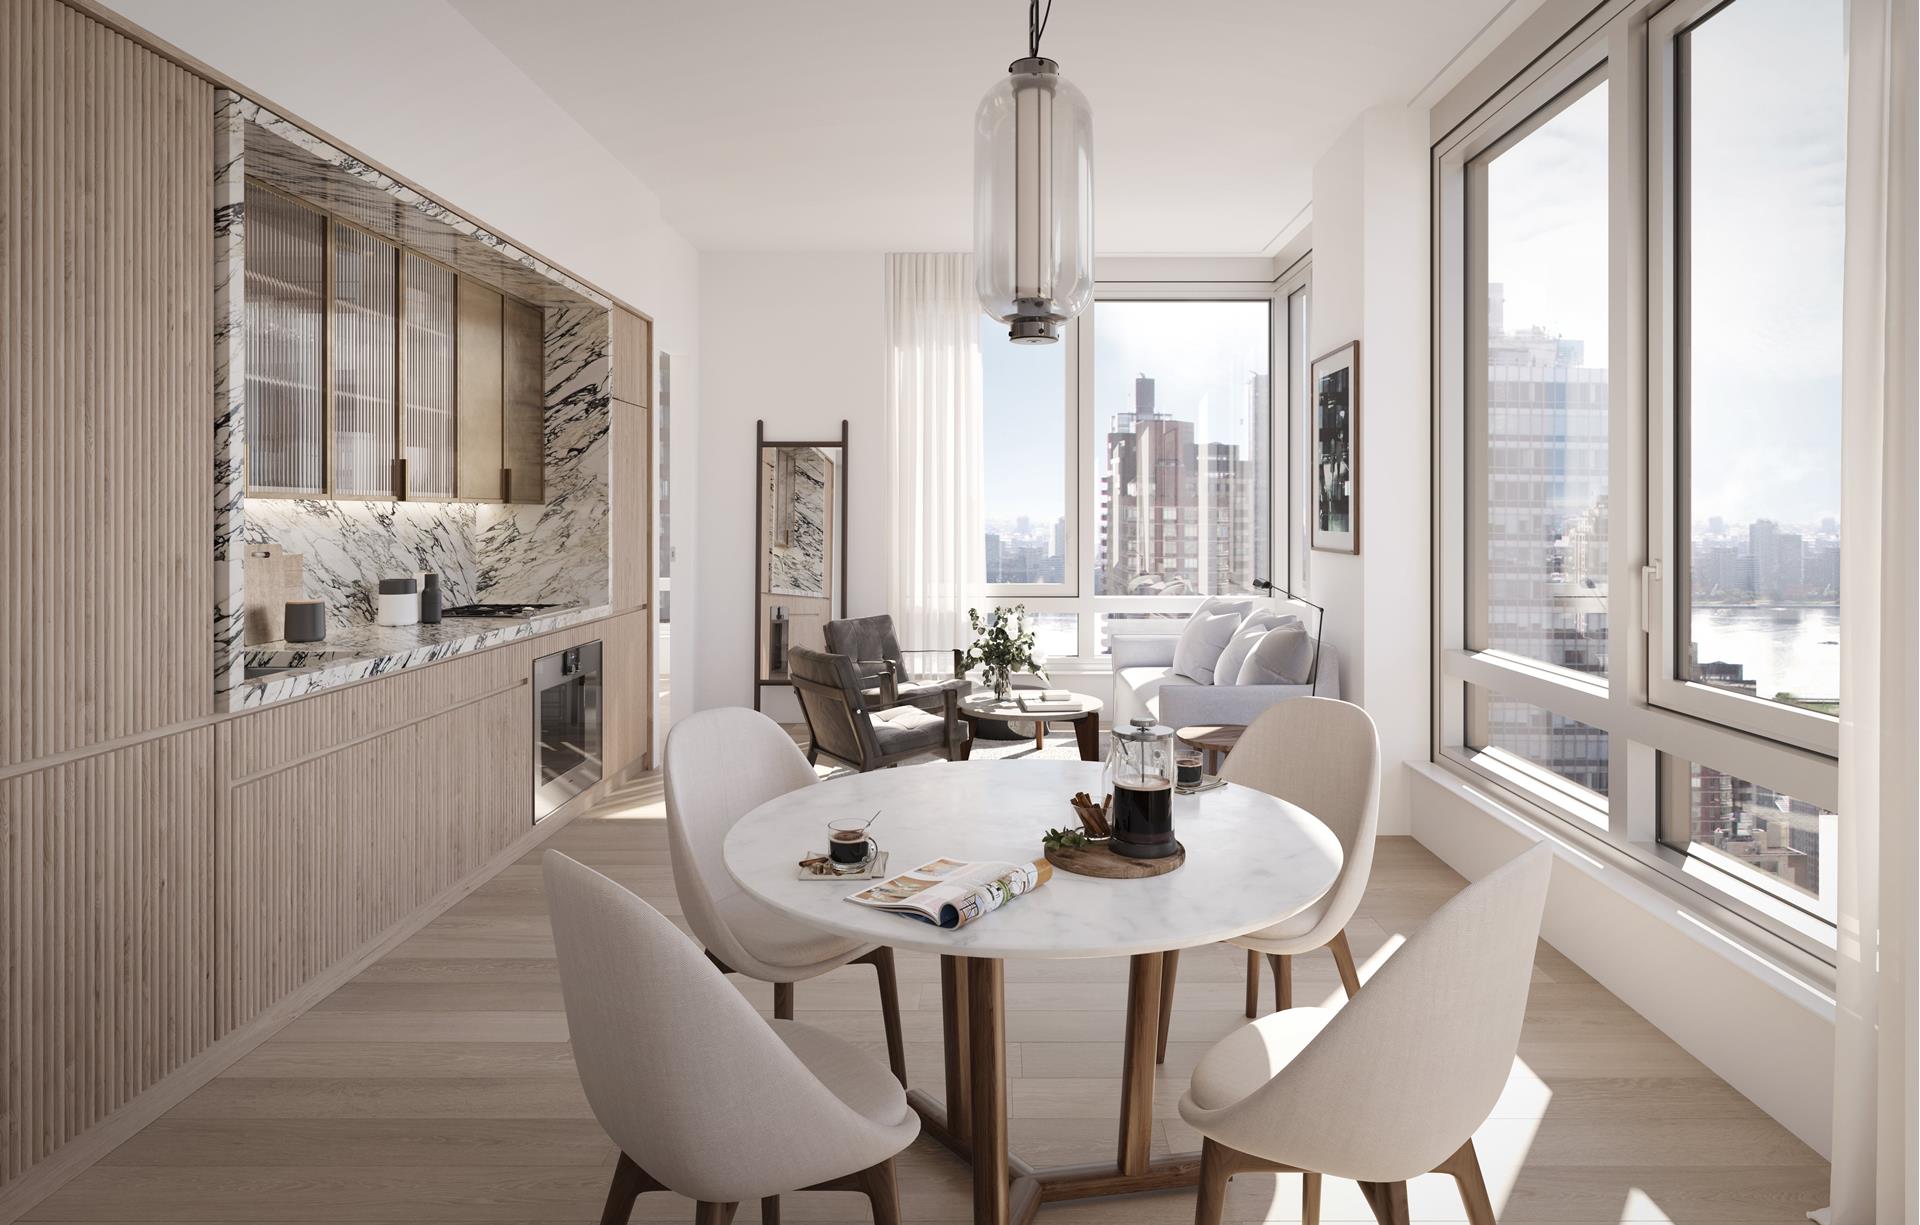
243,543,306,645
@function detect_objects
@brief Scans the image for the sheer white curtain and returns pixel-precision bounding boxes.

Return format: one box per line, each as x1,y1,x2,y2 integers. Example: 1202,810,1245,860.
884,253,984,650
1830,0,1919,1218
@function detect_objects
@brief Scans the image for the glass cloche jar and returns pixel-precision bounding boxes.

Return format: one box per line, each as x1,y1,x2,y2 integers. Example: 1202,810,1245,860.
1106,718,1177,859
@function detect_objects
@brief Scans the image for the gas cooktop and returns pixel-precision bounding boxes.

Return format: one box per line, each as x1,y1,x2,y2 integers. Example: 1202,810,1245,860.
441,602,560,619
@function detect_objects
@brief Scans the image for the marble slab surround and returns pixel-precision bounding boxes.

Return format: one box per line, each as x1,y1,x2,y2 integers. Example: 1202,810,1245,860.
213,91,617,709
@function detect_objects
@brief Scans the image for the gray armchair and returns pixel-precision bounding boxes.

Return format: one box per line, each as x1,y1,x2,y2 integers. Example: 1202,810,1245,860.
823,614,973,713
787,646,969,772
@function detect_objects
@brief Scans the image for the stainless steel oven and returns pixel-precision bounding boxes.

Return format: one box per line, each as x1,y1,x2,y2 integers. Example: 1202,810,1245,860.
533,641,602,822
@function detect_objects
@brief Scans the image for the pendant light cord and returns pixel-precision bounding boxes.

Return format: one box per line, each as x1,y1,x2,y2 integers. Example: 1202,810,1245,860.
1028,0,1054,57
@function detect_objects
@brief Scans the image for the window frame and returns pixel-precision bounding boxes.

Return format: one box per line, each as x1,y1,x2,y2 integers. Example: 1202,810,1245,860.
1645,0,1843,756
982,282,1289,663
1431,0,1842,960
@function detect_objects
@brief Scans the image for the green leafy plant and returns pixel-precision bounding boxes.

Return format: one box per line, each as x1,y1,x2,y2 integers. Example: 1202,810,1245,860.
962,604,1049,700
1041,826,1088,850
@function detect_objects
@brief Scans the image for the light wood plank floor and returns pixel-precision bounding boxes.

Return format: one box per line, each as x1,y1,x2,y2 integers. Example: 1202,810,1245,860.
28,769,1829,1223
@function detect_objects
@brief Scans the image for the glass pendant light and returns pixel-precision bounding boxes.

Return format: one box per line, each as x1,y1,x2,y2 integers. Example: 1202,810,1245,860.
974,0,1094,345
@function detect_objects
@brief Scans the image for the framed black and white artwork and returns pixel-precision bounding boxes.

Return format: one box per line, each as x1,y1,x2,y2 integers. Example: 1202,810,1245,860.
1310,341,1358,554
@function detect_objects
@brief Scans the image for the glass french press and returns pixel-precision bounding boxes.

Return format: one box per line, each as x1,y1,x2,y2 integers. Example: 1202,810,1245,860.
1105,718,1178,859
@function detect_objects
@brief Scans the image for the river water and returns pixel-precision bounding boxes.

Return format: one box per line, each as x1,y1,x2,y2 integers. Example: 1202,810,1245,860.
1691,605,1840,704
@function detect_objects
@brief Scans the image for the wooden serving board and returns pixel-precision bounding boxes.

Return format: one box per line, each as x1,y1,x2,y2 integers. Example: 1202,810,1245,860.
1044,840,1185,879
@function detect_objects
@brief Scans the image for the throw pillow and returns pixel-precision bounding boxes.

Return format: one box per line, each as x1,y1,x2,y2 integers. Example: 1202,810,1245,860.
1213,610,1300,686
1237,620,1316,686
1171,604,1248,684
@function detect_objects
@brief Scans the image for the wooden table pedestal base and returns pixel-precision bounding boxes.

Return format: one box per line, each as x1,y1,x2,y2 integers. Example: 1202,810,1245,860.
907,951,1200,1225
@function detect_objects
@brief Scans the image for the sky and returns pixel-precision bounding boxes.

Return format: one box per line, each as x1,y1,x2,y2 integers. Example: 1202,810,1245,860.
979,301,1270,526
1483,0,1844,530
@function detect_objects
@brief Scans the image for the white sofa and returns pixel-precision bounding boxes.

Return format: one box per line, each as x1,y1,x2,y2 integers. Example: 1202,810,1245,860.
1110,626,1339,728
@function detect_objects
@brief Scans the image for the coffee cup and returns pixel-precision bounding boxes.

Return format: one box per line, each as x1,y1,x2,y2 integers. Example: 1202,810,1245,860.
827,818,876,873
1176,750,1204,787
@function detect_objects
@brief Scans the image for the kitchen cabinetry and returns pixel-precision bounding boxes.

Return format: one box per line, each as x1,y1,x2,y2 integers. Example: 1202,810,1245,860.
243,188,546,505
244,183,328,495
502,296,546,503
612,306,652,406
401,253,457,498
455,280,505,501
330,222,400,497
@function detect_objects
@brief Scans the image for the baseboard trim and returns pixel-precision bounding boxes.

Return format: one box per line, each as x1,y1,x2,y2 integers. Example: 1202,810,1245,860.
0,780,602,1225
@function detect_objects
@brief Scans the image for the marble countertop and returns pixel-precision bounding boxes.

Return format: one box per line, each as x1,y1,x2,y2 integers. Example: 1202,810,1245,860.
234,603,612,710
723,759,1343,961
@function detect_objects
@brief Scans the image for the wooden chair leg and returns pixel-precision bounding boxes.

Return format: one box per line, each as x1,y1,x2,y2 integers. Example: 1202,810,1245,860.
1244,948,1260,1017
694,1204,738,1225
1268,953,1292,1011
773,980,795,1021
1302,1171,1322,1225
1194,1137,1234,1225
1438,1138,1497,1225
1328,928,1362,998
1361,1181,1409,1225
759,1195,779,1225
855,1158,901,1225
1156,949,1179,1064
857,947,909,1085
599,1152,661,1225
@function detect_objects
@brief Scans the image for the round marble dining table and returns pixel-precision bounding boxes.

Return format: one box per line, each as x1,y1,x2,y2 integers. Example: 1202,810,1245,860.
724,758,1343,1225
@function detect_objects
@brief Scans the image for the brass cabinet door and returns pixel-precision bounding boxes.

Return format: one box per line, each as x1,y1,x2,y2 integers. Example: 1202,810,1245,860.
502,297,545,504
455,279,504,500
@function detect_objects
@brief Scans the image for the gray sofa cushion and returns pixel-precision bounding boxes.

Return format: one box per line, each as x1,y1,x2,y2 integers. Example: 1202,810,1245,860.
1237,621,1315,685
1213,611,1300,686
1171,603,1247,684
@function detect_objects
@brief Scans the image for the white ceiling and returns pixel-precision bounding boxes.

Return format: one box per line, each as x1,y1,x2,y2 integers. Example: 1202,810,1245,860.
451,1,1517,256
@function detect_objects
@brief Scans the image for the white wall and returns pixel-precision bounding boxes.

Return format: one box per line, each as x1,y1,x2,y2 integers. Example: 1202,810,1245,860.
103,0,705,737
1306,106,1433,835
694,254,887,719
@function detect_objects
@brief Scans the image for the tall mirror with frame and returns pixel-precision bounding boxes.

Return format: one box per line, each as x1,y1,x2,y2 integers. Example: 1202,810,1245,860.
753,420,848,710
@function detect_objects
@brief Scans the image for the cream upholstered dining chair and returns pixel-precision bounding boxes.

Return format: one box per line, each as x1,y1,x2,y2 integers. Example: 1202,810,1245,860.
1156,697,1380,1061
544,851,919,1225
665,707,907,1084
1178,843,1554,1225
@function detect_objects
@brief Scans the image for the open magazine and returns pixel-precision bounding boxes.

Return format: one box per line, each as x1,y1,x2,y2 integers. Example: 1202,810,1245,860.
845,857,1052,928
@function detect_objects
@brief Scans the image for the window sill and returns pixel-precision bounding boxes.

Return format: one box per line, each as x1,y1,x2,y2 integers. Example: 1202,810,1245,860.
1413,758,1838,1008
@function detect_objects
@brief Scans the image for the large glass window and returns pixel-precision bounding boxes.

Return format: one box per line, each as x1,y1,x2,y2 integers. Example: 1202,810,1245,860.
1092,301,1270,598
1477,77,1610,676
1436,0,1845,949
980,315,1071,591
1678,0,1845,718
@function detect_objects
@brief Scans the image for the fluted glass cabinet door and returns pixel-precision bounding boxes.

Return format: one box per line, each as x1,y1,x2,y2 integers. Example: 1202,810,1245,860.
331,223,399,497
402,253,456,498
244,183,326,494
456,280,505,501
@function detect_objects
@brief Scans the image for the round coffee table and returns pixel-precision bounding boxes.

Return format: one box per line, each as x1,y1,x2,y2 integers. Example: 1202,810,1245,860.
1176,723,1245,773
958,692,1104,762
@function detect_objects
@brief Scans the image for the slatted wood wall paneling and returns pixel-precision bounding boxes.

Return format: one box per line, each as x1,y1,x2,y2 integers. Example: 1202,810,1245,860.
1,0,214,769
217,649,532,1031
1,729,215,1188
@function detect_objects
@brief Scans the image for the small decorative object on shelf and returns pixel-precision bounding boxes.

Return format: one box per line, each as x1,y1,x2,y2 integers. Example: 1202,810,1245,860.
963,604,1048,703
1107,718,1178,859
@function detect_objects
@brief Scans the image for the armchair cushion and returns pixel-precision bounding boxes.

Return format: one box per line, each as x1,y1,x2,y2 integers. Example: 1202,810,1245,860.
870,705,967,754
824,615,905,676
